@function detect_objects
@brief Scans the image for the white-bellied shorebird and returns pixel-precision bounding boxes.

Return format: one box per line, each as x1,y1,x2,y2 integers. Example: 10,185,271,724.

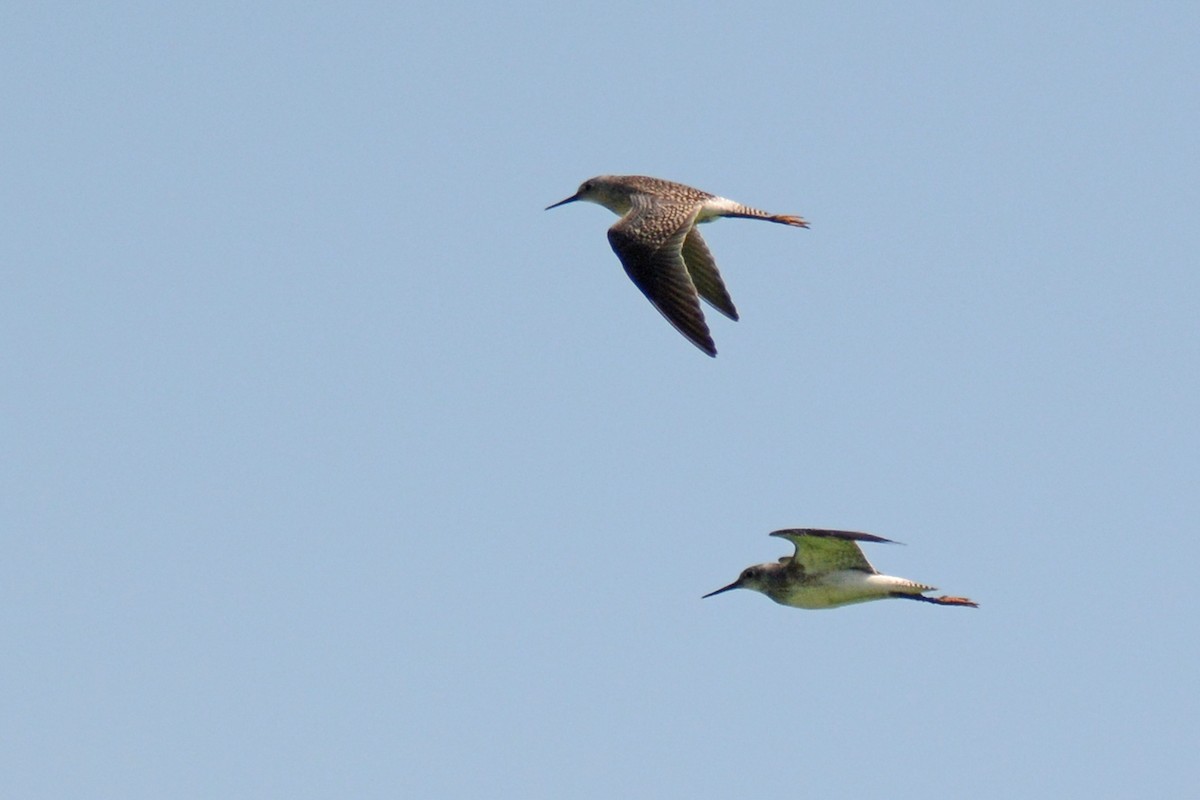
546,175,808,357
703,529,978,609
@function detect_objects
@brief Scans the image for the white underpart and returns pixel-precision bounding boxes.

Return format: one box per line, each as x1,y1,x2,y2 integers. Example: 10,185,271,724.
696,196,745,222
780,571,937,609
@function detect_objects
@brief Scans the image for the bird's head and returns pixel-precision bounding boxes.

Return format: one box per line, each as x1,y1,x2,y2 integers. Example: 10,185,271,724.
545,176,632,215
702,563,777,599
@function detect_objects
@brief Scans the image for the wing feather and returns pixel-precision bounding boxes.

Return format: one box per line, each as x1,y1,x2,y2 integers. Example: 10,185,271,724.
607,200,715,356
681,228,738,321
769,529,897,575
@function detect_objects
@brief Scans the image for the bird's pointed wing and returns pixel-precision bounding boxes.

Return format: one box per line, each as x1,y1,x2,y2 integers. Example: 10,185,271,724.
607,199,715,356
681,228,738,321
769,529,897,575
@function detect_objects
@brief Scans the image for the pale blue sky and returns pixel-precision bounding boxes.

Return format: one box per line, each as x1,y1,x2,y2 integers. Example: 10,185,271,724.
4,3,1198,797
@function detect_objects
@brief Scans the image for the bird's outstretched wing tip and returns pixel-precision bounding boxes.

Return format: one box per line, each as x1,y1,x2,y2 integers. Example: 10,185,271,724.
768,528,899,545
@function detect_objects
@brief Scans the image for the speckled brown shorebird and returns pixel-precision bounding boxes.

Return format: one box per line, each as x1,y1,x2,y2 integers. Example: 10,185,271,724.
703,529,978,610
546,175,808,357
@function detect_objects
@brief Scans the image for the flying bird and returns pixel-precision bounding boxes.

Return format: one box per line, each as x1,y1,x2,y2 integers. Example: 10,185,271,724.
703,528,978,609
546,175,808,356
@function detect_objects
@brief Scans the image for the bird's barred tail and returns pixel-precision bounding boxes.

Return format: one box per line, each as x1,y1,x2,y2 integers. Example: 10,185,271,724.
705,198,810,228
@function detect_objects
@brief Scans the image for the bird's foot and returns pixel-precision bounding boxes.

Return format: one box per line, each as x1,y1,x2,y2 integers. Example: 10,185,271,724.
932,595,978,608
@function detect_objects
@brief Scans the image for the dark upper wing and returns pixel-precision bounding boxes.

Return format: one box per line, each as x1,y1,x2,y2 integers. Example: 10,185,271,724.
607,200,714,356
681,228,738,321
769,529,897,575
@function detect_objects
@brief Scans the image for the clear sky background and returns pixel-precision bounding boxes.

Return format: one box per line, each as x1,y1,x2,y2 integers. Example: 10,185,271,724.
4,3,1198,797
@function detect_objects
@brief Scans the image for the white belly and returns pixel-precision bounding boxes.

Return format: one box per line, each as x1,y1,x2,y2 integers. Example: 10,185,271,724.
775,572,934,609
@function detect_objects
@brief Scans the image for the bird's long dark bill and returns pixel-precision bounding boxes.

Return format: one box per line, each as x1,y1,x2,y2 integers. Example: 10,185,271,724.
545,193,580,210
701,580,742,599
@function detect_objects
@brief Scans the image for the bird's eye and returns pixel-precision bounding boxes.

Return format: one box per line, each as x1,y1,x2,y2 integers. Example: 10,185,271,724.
582,181,593,191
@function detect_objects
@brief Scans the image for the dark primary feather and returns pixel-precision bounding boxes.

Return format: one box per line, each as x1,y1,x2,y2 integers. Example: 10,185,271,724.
607,203,715,356
771,528,897,545
681,228,738,321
